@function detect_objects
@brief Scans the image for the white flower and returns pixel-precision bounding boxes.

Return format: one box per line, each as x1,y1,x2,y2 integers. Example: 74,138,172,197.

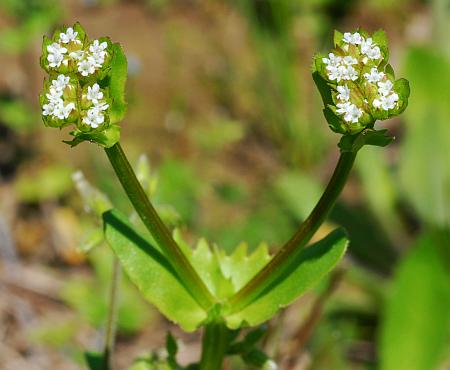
263,360,278,370
327,65,341,81
342,65,358,81
323,53,342,67
52,100,75,120
83,107,105,128
95,102,109,111
51,74,70,92
89,40,108,55
59,27,79,44
91,52,105,68
364,67,385,83
78,57,96,76
360,38,374,54
87,83,104,103
69,50,85,60
337,102,362,123
336,85,350,101
46,87,63,103
366,46,381,60
42,102,56,116
343,32,363,45
377,80,394,96
343,56,358,66
47,43,67,68
47,42,67,55
373,92,398,110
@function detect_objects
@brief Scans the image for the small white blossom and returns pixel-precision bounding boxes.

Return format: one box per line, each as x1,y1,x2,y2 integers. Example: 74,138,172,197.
46,87,63,103
323,53,342,67
51,74,70,92
360,38,374,54
373,92,398,110
53,100,75,120
263,360,278,370
343,32,363,45
342,65,358,81
89,40,108,55
364,67,385,83
95,102,109,111
336,85,350,101
59,27,79,44
366,46,381,60
42,102,56,116
337,102,362,123
86,83,104,104
69,50,85,60
47,43,67,68
83,107,105,128
377,80,394,96
78,57,96,76
343,56,358,66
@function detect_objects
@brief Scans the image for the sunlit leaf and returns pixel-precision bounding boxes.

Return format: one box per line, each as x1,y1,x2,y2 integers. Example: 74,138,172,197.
380,231,450,370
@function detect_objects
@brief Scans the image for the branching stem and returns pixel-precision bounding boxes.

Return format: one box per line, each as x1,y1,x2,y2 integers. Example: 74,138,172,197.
228,150,357,312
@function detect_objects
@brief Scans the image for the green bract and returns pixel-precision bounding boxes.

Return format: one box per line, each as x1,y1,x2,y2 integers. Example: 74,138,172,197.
39,22,127,148
313,29,410,138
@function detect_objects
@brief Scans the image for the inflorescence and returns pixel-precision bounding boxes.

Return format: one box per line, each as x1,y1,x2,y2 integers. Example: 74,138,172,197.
40,23,112,131
314,30,409,135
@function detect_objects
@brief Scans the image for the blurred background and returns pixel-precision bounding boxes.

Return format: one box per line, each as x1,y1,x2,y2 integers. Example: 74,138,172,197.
0,0,450,369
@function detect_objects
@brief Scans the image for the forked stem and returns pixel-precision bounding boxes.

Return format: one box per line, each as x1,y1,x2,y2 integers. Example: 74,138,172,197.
228,150,357,312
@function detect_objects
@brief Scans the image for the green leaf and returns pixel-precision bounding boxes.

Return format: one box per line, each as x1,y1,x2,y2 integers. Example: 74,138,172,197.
225,228,348,329
108,43,128,124
338,129,394,153
399,47,450,226
64,124,121,148
380,231,450,370
103,209,207,332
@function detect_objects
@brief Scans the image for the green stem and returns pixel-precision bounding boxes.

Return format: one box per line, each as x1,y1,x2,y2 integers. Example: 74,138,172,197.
228,150,357,313
104,143,215,310
199,321,231,370
104,256,121,370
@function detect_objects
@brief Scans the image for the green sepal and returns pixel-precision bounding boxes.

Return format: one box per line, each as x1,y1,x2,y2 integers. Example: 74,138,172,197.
372,29,389,63
333,30,344,48
64,124,120,148
338,129,394,153
105,43,128,124
392,78,410,115
323,106,347,134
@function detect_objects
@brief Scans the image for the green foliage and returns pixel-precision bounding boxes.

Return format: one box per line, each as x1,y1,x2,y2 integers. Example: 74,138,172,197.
380,231,450,370
399,47,450,227
0,99,37,131
14,164,73,202
103,209,207,332
224,228,348,328
104,208,347,330
108,43,128,124
61,246,152,334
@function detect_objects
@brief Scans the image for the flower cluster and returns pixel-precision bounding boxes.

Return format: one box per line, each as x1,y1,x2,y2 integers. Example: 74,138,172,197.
314,29,409,135
82,83,109,128
43,24,110,78
40,22,122,146
42,74,76,121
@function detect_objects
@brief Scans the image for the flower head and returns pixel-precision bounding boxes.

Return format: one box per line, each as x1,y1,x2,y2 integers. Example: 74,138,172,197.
313,29,410,135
